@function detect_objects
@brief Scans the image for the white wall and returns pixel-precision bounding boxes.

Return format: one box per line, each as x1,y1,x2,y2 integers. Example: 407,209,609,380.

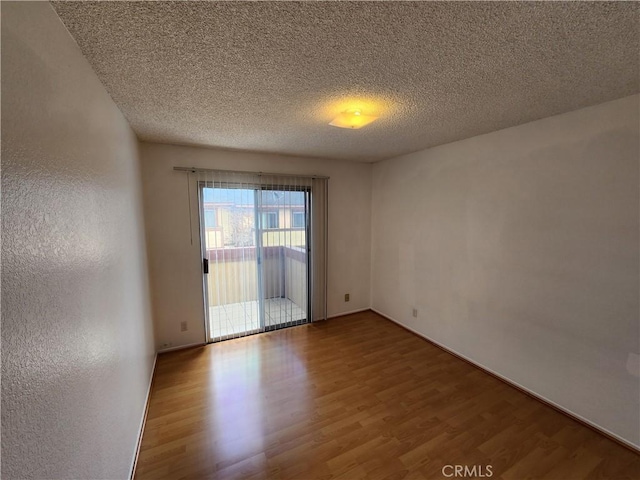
2,3,155,479
372,95,640,448
140,142,372,350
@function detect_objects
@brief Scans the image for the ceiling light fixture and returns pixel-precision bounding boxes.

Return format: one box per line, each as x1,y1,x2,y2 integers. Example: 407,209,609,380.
329,109,378,129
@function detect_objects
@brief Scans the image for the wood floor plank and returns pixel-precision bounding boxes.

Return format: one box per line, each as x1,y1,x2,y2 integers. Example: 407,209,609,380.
135,311,638,479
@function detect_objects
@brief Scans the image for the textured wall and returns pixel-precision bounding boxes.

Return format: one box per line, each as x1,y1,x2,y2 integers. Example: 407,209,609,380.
2,3,155,479
371,95,640,448
140,142,372,350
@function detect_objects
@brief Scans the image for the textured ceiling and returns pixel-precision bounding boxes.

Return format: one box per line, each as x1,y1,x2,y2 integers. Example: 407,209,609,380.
52,1,639,162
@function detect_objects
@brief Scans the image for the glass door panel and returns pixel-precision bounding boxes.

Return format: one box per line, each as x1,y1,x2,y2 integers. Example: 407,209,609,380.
258,189,308,331
201,186,260,341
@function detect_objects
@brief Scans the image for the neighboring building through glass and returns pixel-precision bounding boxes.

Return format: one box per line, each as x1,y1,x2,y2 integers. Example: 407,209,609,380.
202,187,306,249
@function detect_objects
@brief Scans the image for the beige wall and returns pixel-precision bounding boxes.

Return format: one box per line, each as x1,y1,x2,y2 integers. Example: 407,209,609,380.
2,2,156,479
371,95,640,448
140,142,372,350
286,255,308,311
262,229,306,247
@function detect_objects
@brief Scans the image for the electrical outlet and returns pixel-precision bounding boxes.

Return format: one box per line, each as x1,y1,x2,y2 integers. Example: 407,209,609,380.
180,321,188,332
161,342,173,349
412,308,418,318
345,293,350,302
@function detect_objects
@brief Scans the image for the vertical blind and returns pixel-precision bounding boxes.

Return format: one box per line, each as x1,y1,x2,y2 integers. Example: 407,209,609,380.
176,167,328,343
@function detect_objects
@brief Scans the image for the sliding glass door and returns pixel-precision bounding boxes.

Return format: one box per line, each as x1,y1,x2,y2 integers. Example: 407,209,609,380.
199,182,310,342
256,189,309,332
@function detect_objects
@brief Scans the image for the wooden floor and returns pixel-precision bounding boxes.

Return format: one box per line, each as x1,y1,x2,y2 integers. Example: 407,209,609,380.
135,311,639,480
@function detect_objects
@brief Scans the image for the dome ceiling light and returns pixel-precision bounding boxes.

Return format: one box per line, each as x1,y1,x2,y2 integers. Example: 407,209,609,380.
329,108,379,129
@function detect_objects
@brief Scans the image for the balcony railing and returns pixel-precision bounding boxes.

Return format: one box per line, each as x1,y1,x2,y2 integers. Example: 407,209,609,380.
206,245,307,304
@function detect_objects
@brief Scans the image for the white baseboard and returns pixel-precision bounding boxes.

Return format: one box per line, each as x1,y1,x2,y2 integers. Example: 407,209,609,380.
371,308,640,453
129,352,157,480
157,341,206,353
327,307,370,319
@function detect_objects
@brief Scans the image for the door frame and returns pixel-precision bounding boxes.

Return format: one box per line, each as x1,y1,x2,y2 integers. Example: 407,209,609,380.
197,182,212,343
198,181,312,343
253,187,266,332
